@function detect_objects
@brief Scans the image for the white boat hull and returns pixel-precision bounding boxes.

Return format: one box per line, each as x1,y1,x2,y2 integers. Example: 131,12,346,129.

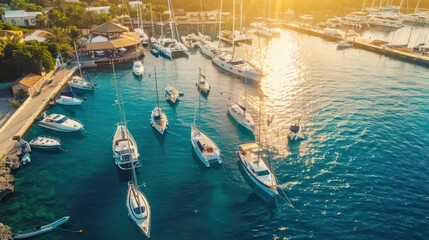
126,182,151,238
227,103,255,133
150,107,168,135
191,125,221,167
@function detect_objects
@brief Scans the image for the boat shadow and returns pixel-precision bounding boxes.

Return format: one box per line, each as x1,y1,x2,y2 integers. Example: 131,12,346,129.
151,127,166,145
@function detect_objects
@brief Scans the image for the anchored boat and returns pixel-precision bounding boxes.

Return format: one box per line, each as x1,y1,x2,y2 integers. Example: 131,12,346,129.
13,216,69,239
29,136,61,150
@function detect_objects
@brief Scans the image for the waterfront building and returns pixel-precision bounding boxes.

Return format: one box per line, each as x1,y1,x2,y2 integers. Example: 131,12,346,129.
12,74,45,97
186,10,220,22
84,22,142,65
2,10,41,27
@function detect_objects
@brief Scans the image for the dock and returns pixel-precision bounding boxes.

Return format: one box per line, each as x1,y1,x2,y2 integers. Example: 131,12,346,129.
0,66,78,160
282,22,429,67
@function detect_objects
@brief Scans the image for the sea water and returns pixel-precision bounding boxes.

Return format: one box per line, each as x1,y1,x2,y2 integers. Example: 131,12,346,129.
0,25,428,239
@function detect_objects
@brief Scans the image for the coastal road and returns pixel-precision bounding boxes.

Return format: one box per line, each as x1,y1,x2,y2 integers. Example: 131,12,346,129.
0,66,77,159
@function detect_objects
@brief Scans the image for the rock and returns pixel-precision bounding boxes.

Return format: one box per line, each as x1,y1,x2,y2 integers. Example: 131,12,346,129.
0,223,13,240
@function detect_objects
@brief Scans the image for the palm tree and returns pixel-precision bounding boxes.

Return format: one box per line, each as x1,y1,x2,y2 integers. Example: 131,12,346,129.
46,26,71,44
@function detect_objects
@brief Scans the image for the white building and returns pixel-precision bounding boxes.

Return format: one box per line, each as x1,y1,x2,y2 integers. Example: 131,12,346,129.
186,10,220,22
128,1,145,9
86,6,111,14
2,10,42,27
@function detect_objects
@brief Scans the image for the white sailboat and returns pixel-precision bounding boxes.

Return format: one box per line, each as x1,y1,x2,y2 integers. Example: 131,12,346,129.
151,67,168,135
196,68,210,94
212,0,262,81
132,60,144,76
134,0,149,47
227,78,255,133
126,143,151,237
70,42,94,91
191,85,221,167
165,62,181,104
111,61,141,170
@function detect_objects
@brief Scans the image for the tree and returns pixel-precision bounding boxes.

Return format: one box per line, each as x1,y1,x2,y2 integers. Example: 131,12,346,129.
46,26,71,44
35,14,48,28
47,9,70,29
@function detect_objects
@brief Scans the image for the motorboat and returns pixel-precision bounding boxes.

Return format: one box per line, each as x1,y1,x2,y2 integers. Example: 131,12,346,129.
196,68,210,94
340,12,369,28
227,103,255,133
367,14,404,28
191,125,221,167
13,216,70,239
55,95,83,106
288,123,301,140
126,181,151,238
69,76,93,91
250,22,280,38
165,83,180,103
212,52,261,81
337,41,353,48
39,112,84,132
132,60,144,76
150,48,159,57
29,136,61,150
150,106,168,135
237,143,278,200
299,14,313,21
112,123,141,170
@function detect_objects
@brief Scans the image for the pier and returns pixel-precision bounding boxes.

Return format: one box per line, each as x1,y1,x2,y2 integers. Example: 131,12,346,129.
282,22,429,67
0,66,78,160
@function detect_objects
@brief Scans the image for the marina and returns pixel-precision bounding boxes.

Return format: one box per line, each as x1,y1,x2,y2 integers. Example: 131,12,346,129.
1,4,429,239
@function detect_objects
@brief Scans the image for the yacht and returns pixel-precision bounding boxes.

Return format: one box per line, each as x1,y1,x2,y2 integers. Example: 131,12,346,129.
212,52,261,81
135,28,149,47
55,95,83,106
250,22,280,38
132,60,144,76
69,76,93,91
29,136,61,150
299,14,313,21
191,125,221,167
150,107,168,135
112,123,141,170
165,83,180,103
126,182,151,238
237,143,278,200
227,103,255,133
340,12,369,28
39,112,84,132
367,14,404,28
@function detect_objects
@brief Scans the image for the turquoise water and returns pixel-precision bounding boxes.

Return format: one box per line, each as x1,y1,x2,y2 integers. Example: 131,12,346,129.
1,26,429,239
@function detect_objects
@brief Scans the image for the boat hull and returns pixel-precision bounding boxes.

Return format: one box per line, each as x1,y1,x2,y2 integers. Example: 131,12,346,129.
191,125,221,167
237,159,277,204
126,182,151,238
13,216,69,239
227,104,255,133
39,122,82,133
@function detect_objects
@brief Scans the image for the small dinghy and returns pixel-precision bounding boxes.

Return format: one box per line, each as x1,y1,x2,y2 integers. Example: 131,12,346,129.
289,123,301,140
29,136,61,150
13,216,69,239
150,48,159,57
20,152,31,165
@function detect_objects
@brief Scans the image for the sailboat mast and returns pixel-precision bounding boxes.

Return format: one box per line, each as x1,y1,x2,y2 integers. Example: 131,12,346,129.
217,0,223,49
232,0,236,54
240,0,243,30
361,0,367,11
150,6,155,37
154,66,161,117
198,68,202,127
414,0,421,14
167,0,174,40
73,42,83,78
244,77,247,113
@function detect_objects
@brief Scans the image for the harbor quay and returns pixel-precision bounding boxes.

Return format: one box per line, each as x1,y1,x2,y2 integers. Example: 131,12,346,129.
0,66,78,161
282,22,429,67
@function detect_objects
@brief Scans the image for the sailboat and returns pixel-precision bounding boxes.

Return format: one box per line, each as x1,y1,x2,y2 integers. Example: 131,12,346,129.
236,143,278,200
55,85,83,106
155,0,189,59
165,62,181,104
227,78,255,133
196,68,210,94
70,42,94,91
126,145,151,237
212,0,262,81
217,0,252,45
134,0,149,47
132,44,144,77
191,77,221,167
151,67,168,135
111,61,141,171
237,96,278,202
